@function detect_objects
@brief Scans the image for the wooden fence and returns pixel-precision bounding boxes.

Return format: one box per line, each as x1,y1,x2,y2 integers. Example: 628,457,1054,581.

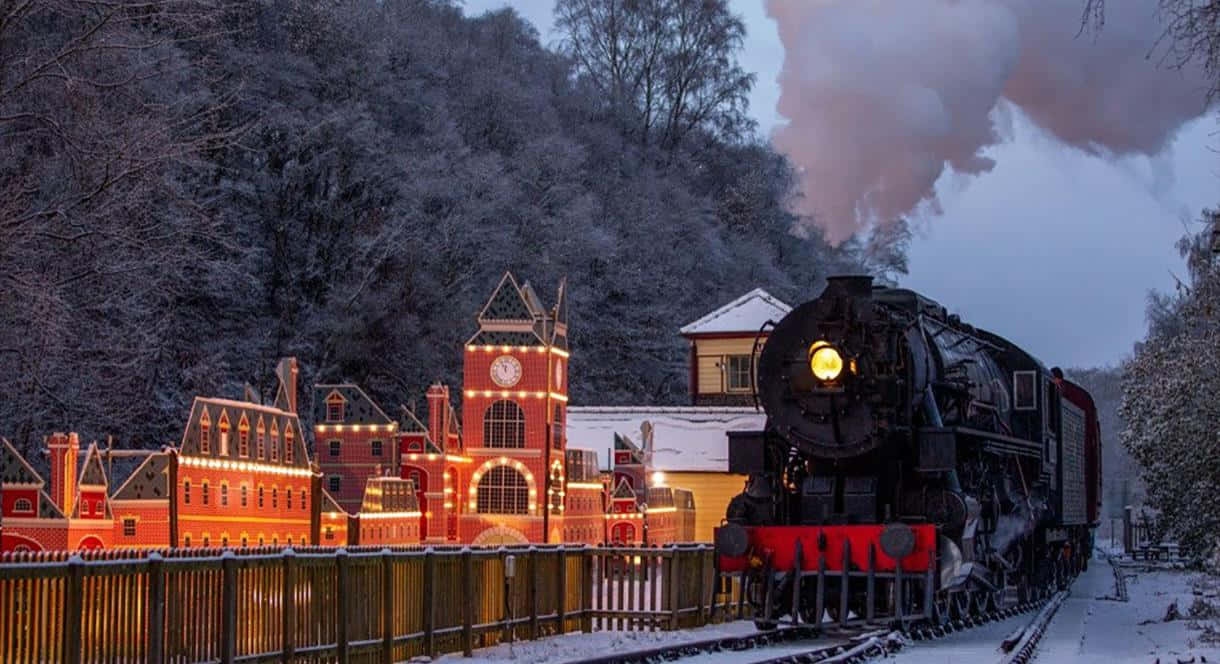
0,544,740,664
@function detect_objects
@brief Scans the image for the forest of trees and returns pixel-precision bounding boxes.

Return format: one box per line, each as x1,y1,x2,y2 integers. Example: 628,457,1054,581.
0,0,908,461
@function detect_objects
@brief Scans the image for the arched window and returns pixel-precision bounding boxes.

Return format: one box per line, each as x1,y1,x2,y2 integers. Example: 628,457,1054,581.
552,405,564,450
220,483,229,506
256,418,266,459
299,488,306,510
201,481,210,506
549,467,563,514
199,410,211,454
476,466,530,514
240,484,248,507
483,400,525,448
284,422,295,463
13,498,32,513
183,480,191,504
238,415,250,457
286,488,293,509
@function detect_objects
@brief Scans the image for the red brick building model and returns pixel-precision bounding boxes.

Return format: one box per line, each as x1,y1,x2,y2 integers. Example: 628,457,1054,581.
314,384,401,514
1,358,419,552
0,273,696,552
1,435,113,551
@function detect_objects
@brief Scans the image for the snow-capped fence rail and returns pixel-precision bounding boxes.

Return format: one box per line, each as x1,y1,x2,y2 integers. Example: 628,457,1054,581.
0,543,740,664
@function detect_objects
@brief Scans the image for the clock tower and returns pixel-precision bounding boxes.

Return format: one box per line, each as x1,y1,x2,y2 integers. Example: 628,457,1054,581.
461,272,570,544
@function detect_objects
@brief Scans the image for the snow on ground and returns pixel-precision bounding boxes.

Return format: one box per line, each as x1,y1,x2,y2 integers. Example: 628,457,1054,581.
432,554,1220,664
431,620,761,664
892,604,1033,663
1027,557,1220,664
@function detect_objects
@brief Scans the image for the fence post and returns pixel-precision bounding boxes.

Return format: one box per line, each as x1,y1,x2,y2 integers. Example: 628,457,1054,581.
461,549,474,657
64,555,84,664
382,549,394,664
581,548,594,633
337,549,350,664
147,553,166,664
529,548,539,639
556,547,567,635
422,549,435,658
695,548,707,626
282,549,296,663
220,552,237,664
669,548,681,630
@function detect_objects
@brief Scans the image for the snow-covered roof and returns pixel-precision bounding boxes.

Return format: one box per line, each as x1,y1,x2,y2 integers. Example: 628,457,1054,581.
566,406,765,472
679,288,792,336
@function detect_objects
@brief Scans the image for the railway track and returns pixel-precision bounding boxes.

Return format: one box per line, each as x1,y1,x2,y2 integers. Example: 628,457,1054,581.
573,584,1073,664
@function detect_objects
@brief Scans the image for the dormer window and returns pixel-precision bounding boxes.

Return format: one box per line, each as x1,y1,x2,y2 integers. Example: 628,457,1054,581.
270,420,280,462
238,415,250,457
199,410,211,454
284,422,294,463
326,393,346,422
256,417,266,460
218,411,230,457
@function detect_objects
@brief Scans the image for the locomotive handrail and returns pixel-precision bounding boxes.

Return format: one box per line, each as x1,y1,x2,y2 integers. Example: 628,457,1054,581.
750,319,779,413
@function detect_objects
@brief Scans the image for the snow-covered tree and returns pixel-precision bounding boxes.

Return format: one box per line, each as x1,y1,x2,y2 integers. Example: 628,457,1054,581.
1120,209,1220,556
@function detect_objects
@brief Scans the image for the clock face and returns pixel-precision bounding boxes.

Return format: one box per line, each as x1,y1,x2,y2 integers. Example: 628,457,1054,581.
490,355,523,388
554,359,563,389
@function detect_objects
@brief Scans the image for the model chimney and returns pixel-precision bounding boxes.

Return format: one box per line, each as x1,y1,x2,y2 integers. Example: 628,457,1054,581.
48,432,80,514
426,384,450,451
275,357,299,414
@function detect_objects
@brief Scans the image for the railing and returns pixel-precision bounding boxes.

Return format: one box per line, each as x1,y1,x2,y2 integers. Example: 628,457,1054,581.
0,544,739,663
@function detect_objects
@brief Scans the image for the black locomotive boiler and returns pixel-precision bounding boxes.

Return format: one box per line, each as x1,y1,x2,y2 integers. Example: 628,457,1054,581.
714,276,1101,628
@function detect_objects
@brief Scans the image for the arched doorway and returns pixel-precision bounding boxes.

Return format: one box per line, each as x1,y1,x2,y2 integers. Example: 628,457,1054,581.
471,526,528,547
77,535,105,550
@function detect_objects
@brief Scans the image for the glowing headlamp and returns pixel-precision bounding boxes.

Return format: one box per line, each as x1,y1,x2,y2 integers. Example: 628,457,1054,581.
809,341,845,382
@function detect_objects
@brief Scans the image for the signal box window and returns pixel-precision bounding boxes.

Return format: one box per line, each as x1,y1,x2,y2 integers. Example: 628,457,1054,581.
1014,371,1037,410
726,355,753,391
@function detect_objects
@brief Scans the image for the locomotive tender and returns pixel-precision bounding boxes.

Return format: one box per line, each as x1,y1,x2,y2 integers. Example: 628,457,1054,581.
715,276,1101,628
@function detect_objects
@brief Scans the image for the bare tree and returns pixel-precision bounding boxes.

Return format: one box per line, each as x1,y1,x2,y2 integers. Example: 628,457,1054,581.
1083,0,1220,100
0,0,240,454
555,0,755,150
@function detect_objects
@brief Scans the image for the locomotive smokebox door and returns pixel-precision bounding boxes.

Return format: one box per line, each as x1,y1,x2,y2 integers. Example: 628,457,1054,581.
917,427,956,473
728,430,769,474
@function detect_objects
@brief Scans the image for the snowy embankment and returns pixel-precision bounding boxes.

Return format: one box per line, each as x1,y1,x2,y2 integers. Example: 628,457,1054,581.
431,554,1220,664
431,620,762,664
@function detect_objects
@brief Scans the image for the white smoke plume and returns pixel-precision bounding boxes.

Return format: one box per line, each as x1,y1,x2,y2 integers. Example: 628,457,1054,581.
766,0,1210,244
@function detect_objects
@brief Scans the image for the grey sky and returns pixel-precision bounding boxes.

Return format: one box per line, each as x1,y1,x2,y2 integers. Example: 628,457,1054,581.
463,0,1212,369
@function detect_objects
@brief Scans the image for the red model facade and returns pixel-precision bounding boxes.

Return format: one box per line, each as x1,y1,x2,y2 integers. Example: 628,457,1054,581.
0,273,692,552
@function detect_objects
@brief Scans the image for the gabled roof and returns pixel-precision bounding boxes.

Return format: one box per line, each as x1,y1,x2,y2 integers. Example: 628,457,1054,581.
313,384,394,425
468,272,568,349
398,407,444,454
180,397,311,469
1,437,45,486
111,452,171,501
679,288,792,336
478,272,536,322
612,477,636,500
77,443,108,487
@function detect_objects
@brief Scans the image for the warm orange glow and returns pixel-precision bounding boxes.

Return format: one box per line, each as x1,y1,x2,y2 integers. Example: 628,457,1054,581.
809,341,844,382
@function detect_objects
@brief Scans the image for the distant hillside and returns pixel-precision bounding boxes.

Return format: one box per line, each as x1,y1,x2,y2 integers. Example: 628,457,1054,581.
0,0,902,457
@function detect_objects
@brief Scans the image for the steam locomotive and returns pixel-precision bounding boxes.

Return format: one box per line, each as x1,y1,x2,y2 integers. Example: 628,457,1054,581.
714,276,1101,628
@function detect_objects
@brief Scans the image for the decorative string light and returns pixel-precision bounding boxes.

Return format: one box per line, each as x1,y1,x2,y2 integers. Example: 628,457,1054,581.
179,456,313,478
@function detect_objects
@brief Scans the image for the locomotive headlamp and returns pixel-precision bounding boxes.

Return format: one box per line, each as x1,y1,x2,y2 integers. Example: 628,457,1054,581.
808,341,844,382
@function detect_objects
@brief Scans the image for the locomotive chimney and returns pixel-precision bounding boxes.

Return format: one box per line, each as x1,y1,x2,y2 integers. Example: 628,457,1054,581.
826,275,874,298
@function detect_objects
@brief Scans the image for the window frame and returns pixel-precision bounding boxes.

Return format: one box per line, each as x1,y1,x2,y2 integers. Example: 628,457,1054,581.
475,465,530,515
725,354,754,392
1013,371,1038,411
483,400,526,449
